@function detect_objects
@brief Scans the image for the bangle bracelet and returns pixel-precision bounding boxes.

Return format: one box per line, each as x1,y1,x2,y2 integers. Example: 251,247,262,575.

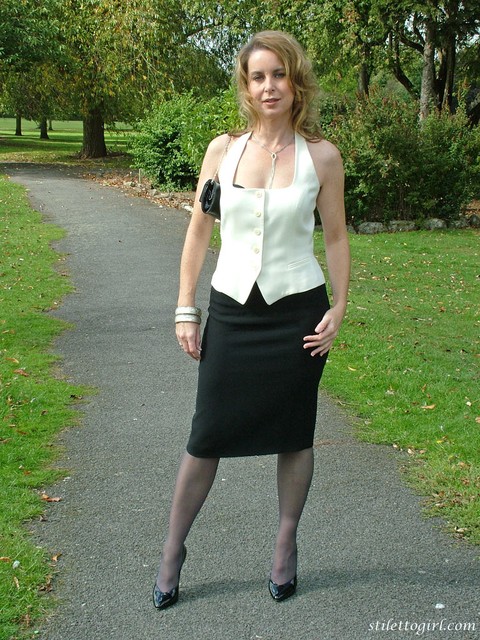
175,314,201,324
175,306,201,317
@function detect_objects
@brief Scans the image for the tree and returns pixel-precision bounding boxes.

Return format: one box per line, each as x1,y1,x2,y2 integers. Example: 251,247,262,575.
56,0,228,158
0,0,60,72
0,0,61,137
1,64,63,139
381,0,480,117
181,0,387,96
312,0,388,97
182,0,479,117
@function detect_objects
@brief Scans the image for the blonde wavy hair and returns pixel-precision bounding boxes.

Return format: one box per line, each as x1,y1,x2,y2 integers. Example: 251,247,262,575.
235,31,322,140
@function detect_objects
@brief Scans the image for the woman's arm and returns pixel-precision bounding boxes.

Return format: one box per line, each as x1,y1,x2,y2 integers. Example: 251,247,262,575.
176,133,230,360
303,140,351,357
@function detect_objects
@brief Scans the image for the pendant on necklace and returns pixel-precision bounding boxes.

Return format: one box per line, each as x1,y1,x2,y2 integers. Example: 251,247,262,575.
251,135,293,189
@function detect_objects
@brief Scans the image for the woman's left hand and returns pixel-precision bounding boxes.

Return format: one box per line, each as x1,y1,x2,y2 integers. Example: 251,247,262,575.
303,305,346,357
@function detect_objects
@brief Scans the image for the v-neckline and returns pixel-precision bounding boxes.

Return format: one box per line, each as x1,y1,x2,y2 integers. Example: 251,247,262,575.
231,131,298,191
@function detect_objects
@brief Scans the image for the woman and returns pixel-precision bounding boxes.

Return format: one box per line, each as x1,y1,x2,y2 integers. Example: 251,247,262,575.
153,30,350,608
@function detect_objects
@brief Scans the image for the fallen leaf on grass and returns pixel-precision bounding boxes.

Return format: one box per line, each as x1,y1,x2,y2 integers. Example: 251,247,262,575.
421,404,436,410
51,553,62,562
407,448,427,455
41,493,62,503
0,556,11,562
13,576,20,589
21,613,31,628
39,575,53,592
475,417,480,424
13,368,29,377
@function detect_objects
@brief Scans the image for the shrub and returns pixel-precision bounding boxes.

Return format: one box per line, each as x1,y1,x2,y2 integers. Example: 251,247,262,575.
323,93,480,224
129,93,198,190
416,108,480,219
130,88,244,190
324,95,419,223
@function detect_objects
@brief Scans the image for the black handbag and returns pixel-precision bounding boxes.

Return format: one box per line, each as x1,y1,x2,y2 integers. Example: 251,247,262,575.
200,178,221,218
199,136,231,220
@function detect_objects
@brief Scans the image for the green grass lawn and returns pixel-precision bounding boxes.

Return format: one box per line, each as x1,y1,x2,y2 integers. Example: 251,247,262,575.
0,118,132,168
0,175,88,639
315,229,480,543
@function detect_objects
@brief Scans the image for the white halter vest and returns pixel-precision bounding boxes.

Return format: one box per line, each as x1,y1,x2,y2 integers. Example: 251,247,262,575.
211,131,325,305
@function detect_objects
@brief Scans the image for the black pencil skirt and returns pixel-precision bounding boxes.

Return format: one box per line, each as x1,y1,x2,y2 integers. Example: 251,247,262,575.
186,283,330,458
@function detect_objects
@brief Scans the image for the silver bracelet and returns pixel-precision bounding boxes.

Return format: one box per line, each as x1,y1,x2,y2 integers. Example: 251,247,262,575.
175,314,201,324
175,306,201,317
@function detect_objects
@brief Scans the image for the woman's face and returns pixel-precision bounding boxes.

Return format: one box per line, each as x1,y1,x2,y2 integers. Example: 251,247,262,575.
246,48,295,120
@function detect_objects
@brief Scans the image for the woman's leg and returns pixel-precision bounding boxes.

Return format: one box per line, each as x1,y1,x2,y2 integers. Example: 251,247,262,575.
271,447,314,584
156,452,219,591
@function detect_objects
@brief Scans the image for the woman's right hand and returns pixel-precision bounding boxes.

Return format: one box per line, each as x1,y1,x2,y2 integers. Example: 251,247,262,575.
176,322,202,361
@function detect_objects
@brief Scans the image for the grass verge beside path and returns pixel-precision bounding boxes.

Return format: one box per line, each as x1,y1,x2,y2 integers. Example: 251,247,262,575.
0,175,87,640
315,229,480,544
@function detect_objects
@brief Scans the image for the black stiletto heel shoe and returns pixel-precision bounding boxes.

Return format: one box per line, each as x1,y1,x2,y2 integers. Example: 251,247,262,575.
153,545,187,610
268,575,297,602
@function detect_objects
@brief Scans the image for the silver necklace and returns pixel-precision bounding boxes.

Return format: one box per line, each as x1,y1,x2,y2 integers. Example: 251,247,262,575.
251,134,294,189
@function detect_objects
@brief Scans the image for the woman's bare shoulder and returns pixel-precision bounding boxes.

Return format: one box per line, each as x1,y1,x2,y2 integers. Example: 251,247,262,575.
306,138,344,188
208,133,231,150
307,138,343,166
200,134,231,173
205,132,243,163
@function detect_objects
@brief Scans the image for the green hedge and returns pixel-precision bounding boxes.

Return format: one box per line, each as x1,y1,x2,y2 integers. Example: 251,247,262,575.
131,89,480,223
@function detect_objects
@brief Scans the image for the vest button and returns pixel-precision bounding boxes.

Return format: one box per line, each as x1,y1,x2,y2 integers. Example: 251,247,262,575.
253,247,260,254
255,211,262,217
256,191,263,198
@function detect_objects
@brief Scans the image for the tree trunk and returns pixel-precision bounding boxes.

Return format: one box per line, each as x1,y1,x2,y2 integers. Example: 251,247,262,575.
440,0,458,113
441,36,456,113
468,100,480,126
419,20,437,120
390,33,418,98
357,41,371,98
39,117,49,140
48,119,53,131
15,113,22,136
358,62,370,98
81,108,107,158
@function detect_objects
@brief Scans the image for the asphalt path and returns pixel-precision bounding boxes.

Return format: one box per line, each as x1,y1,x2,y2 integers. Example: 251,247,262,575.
4,164,480,640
